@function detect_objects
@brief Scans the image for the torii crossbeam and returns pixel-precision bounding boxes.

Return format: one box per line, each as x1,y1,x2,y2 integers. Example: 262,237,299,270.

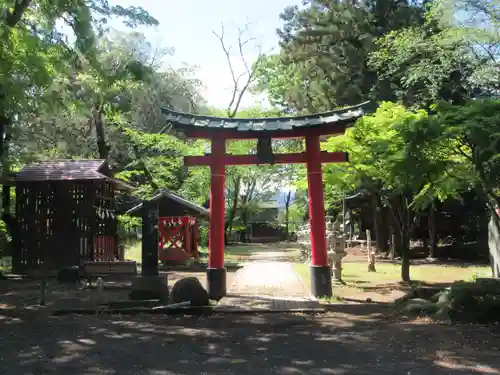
161,102,369,300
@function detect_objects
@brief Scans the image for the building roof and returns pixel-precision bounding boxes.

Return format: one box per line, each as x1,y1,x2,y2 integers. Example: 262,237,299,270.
15,159,132,189
258,201,281,209
126,189,209,217
160,101,370,135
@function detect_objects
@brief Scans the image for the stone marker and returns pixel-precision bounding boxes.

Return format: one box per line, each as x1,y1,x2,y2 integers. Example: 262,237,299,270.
130,199,169,302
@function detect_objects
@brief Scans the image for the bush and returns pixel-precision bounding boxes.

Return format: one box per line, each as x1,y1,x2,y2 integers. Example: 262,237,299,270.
117,215,141,244
437,278,500,323
198,225,208,246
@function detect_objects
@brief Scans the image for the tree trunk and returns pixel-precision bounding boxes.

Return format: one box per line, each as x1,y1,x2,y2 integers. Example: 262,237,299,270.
225,175,240,245
93,104,109,160
428,202,437,259
401,245,411,282
488,208,500,278
400,225,411,282
0,116,12,223
393,225,403,258
0,115,10,216
0,114,16,274
285,190,291,240
398,197,413,283
241,209,249,243
372,193,386,254
379,206,390,252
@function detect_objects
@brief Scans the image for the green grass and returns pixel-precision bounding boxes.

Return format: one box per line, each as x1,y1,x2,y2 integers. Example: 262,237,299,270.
294,261,492,296
124,242,283,266
124,242,142,263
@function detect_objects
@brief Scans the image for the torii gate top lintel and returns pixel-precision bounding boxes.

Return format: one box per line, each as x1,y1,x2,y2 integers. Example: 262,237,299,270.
160,101,370,140
161,101,370,300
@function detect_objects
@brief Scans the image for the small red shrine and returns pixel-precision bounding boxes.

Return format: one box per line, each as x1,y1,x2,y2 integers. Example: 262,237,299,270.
126,189,208,263
157,216,198,262
161,102,369,299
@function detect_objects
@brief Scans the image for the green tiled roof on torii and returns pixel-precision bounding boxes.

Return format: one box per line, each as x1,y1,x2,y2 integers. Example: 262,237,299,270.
160,101,370,133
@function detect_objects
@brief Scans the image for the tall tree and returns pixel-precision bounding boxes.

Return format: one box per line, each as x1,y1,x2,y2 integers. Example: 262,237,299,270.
369,0,500,108
211,23,270,242
320,102,463,281
253,0,426,112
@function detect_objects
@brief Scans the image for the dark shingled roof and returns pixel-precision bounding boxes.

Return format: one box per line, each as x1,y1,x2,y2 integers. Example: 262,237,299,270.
15,160,134,190
16,159,108,181
126,189,209,216
160,101,370,133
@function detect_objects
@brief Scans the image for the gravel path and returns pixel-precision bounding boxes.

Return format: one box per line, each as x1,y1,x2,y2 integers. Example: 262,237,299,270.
227,262,308,298
216,249,317,311
1,306,500,375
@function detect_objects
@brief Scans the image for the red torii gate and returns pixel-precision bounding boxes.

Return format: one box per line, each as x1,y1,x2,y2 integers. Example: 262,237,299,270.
161,102,368,300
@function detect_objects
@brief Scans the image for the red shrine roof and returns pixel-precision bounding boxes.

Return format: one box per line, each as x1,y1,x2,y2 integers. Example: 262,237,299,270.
160,101,370,138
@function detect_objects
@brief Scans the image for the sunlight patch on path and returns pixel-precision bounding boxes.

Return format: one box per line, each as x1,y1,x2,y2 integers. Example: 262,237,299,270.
216,260,322,311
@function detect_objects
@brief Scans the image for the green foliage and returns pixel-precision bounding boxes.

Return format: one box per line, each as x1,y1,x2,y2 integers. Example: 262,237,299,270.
369,27,474,107
369,0,500,107
197,225,209,247
1,0,499,268
437,279,500,323
117,215,141,243
0,0,208,257
253,0,427,112
411,99,500,207
115,126,193,199
322,102,443,207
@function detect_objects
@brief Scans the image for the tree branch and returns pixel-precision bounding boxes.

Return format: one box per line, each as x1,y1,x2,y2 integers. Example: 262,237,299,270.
213,24,239,116
213,23,263,118
5,0,31,28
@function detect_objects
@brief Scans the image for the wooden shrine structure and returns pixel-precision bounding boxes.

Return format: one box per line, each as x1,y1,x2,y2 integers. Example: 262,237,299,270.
126,189,208,263
161,102,369,299
13,159,131,273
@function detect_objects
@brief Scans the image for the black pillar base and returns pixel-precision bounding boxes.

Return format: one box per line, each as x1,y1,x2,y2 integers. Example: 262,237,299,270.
310,265,332,298
206,267,227,300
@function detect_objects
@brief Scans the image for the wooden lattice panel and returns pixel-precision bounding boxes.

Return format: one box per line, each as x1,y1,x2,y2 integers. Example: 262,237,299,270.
158,216,198,261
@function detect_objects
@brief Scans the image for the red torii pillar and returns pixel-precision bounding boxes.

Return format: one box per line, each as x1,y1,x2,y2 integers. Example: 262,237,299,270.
305,135,330,296
206,137,227,299
199,136,340,299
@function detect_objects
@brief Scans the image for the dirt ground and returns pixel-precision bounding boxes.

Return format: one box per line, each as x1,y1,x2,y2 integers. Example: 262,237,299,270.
1,305,500,375
1,246,500,374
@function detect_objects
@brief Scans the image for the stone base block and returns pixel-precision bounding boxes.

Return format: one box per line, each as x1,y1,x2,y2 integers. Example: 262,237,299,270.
130,275,169,302
206,267,227,301
310,265,333,298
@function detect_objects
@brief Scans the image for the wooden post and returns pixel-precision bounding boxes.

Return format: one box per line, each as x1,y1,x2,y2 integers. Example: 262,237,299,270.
305,135,332,298
141,199,159,277
183,217,191,257
192,219,198,258
206,137,227,300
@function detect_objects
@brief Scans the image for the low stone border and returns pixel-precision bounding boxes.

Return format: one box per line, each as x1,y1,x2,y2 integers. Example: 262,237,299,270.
52,306,327,316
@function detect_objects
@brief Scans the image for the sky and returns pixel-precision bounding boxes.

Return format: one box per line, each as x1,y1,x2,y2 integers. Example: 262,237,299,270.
108,0,301,109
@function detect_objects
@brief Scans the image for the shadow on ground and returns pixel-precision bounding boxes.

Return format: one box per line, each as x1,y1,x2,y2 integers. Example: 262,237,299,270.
1,302,500,375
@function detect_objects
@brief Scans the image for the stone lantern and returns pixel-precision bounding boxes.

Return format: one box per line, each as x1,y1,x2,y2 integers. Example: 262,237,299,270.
326,216,347,283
